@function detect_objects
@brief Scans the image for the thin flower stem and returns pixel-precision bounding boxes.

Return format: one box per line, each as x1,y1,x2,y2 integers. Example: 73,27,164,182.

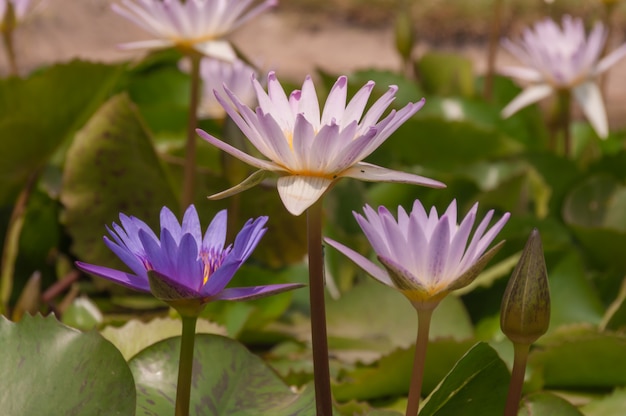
504,342,530,416
2,26,18,76
307,199,333,415
175,315,198,416
181,53,202,212
484,0,503,100
405,308,434,416
556,89,572,157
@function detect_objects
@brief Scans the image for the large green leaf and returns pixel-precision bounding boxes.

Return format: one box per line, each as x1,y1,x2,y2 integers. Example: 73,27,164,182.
580,388,626,416
519,392,584,416
419,342,509,416
531,326,626,389
0,60,125,203
128,334,316,415
61,93,178,270
101,317,226,360
0,314,135,415
332,338,476,402
322,279,473,363
547,253,604,329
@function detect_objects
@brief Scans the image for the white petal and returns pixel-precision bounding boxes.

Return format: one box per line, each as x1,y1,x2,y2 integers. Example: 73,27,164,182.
117,39,175,50
596,43,626,75
196,129,281,171
573,82,608,139
340,162,445,188
276,176,333,216
497,66,543,82
324,238,393,286
501,84,553,118
194,40,236,62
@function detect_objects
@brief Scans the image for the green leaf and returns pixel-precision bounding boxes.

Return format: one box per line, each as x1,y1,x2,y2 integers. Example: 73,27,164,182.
60,93,178,272
548,253,604,329
519,392,584,416
531,327,626,389
332,338,476,402
0,314,135,415
580,388,626,416
419,342,509,416
417,52,475,97
101,316,226,360
128,334,316,415
322,279,473,363
0,60,125,203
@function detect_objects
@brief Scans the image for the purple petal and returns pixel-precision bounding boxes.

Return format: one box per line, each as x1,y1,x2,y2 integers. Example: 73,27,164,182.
211,283,304,301
202,209,228,253
160,206,182,242
181,204,202,245
103,237,148,278
76,261,150,292
324,237,393,286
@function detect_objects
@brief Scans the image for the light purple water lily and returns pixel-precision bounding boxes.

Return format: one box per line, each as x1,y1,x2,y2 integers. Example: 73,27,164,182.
500,15,626,138
76,205,302,308
112,0,277,61
197,72,445,216
0,0,39,24
191,57,258,119
325,200,510,310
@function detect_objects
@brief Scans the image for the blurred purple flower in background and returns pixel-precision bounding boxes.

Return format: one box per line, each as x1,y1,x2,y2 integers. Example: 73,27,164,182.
112,0,277,61
500,15,626,138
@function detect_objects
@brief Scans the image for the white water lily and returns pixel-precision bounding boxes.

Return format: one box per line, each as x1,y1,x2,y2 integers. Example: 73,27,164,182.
197,72,444,216
112,0,277,61
500,15,626,138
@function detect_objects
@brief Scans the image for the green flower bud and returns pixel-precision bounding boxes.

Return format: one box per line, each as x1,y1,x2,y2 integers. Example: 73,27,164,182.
500,229,550,345
394,10,414,64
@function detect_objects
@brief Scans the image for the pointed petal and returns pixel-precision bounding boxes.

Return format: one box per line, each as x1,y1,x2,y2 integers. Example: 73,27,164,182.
208,169,273,200
196,129,280,171
501,84,553,118
276,176,333,216
498,66,543,82
194,40,236,62
160,206,182,242
447,240,506,291
596,43,626,75
324,238,393,286
181,205,202,245
321,76,348,125
103,237,147,279
340,162,445,188
573,82,608,138
211,283,305,301
75,262,150,292
203,210,228,252
117,39,174,50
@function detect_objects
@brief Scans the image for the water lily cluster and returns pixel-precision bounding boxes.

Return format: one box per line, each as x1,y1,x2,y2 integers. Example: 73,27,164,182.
5,1,626,416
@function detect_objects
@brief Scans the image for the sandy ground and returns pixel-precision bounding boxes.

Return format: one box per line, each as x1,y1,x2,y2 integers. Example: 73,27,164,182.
5,0,626,128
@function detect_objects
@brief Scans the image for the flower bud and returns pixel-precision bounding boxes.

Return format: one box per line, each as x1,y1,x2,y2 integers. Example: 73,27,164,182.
500,229,550,345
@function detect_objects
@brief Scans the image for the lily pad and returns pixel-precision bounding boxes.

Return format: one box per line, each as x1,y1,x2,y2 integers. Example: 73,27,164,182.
128,334,316,415
0,314,135,415
519,392,584,416
101,316,226,360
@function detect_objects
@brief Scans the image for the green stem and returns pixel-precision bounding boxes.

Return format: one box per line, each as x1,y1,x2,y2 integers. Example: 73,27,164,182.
555,89,572,157
484,0,503,100
181,54,202,212
405,308,434,416
504,342,530,416
175,316,198,416
307,199,333,415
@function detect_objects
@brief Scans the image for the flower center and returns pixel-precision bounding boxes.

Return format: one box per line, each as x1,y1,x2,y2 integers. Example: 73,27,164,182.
200,247,229,286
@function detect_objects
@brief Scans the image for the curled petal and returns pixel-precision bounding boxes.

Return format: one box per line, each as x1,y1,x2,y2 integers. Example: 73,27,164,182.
341,162,445,188
276,175,333,216
501,84,553,118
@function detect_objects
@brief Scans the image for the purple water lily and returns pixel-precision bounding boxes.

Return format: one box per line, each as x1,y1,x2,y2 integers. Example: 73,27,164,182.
76,205,302,308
